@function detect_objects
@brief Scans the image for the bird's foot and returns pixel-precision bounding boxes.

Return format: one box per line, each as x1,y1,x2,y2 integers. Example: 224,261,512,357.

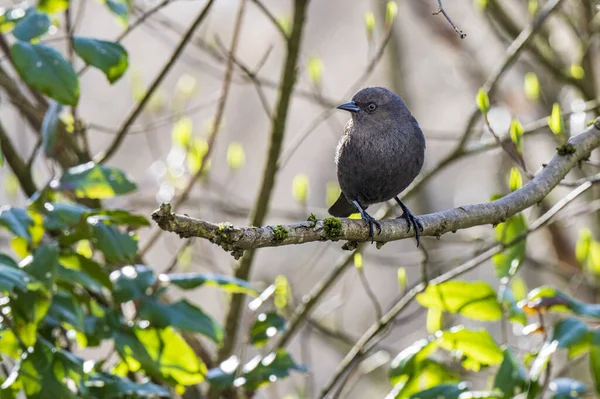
394,197,424,247
362,213,382,244
351,200,382,243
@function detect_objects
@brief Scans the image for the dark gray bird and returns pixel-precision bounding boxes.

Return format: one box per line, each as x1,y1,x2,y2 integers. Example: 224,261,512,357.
328,87,426,246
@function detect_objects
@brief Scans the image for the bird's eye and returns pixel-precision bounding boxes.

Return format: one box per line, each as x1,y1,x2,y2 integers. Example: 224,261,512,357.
367,103,377,111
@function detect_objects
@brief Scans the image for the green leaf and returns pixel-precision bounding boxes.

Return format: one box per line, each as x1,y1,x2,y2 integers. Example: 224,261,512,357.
116,326,207,385
60,251,112,290
0,6,28,32
5,339,78,398
493,348,527,397
104,0,129,24
10,289,52,346
110,265,155,303
524,72,539,100
389,359,458,399
590,331,600,394
492,214,527,278
10,42,79,106
85,373,170,398
21,244,60,290
415,280,502,321
552,317,589,348
41,101,63,157
138,299,223,343
207,349,306,390
164,272,256,296
12,9,50,41
409,383,469,399
36,0,68,14
0,253,34,293
0,206,33,241
389,337,439,385
73,36,128,84
0,145,3,167
226,142,245,170
92,223,138,264
47,291,85,331
57,162,137,199
548,103,564,136
549,378,587,399
476,88,490,114
250,311,287,347
438,327,503,370
43,202,87,230
510,118,524,154
85,209,150,228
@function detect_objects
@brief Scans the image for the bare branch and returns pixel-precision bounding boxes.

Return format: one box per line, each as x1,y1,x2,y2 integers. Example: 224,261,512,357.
433,0,466,39
152,121,600,257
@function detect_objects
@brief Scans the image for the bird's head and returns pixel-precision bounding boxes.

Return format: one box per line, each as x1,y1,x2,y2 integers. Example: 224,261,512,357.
337,87,410,130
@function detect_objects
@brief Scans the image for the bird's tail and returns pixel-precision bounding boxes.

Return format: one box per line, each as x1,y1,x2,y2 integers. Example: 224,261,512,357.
328,193,358,217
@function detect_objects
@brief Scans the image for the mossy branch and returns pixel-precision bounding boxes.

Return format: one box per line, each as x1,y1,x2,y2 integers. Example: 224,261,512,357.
153,120,600,258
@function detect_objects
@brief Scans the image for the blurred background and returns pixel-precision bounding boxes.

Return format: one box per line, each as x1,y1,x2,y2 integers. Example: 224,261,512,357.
1,0,600,398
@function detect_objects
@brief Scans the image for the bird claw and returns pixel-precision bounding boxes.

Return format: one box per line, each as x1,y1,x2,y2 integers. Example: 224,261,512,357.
363,213,382,244
395,199,423,247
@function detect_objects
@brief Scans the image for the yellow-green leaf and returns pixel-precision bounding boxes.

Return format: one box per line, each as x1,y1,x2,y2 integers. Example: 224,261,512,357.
274,275,290,309
438,326,503,370
416,280,502,321
509,118,524,154
307,56,323,86
524,72,539,100
426,309,443,333
172,117,193,149
226,142,245,170
576,228,592,266
292,174,309,203
528,0,538,14
547,103,564,136
492,214,527,278
385,1,398,28
511,277,527,302
509,168,522,192
570,64,585,79
476,88,490,114
354,253,363,269
187,138,208,174
397,267,407,292
364,12,375,38
475,0,488,11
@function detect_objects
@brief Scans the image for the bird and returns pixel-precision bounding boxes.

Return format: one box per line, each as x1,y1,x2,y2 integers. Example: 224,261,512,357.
328,87,426,246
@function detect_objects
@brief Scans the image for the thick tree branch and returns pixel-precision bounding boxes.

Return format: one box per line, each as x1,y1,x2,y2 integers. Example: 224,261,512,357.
153,120,600,257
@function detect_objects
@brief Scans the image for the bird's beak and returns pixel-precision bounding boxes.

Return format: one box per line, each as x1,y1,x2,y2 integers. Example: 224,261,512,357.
336,101,360,113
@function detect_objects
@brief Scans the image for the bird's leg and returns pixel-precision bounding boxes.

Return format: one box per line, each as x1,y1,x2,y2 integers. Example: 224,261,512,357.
352,200,382,243
394,197,423,247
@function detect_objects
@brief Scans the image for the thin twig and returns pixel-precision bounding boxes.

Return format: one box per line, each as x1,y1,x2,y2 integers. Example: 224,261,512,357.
357,265,383,322
0,121,37,197
250,0,288,40
95,0,216,164
433,0,466,39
